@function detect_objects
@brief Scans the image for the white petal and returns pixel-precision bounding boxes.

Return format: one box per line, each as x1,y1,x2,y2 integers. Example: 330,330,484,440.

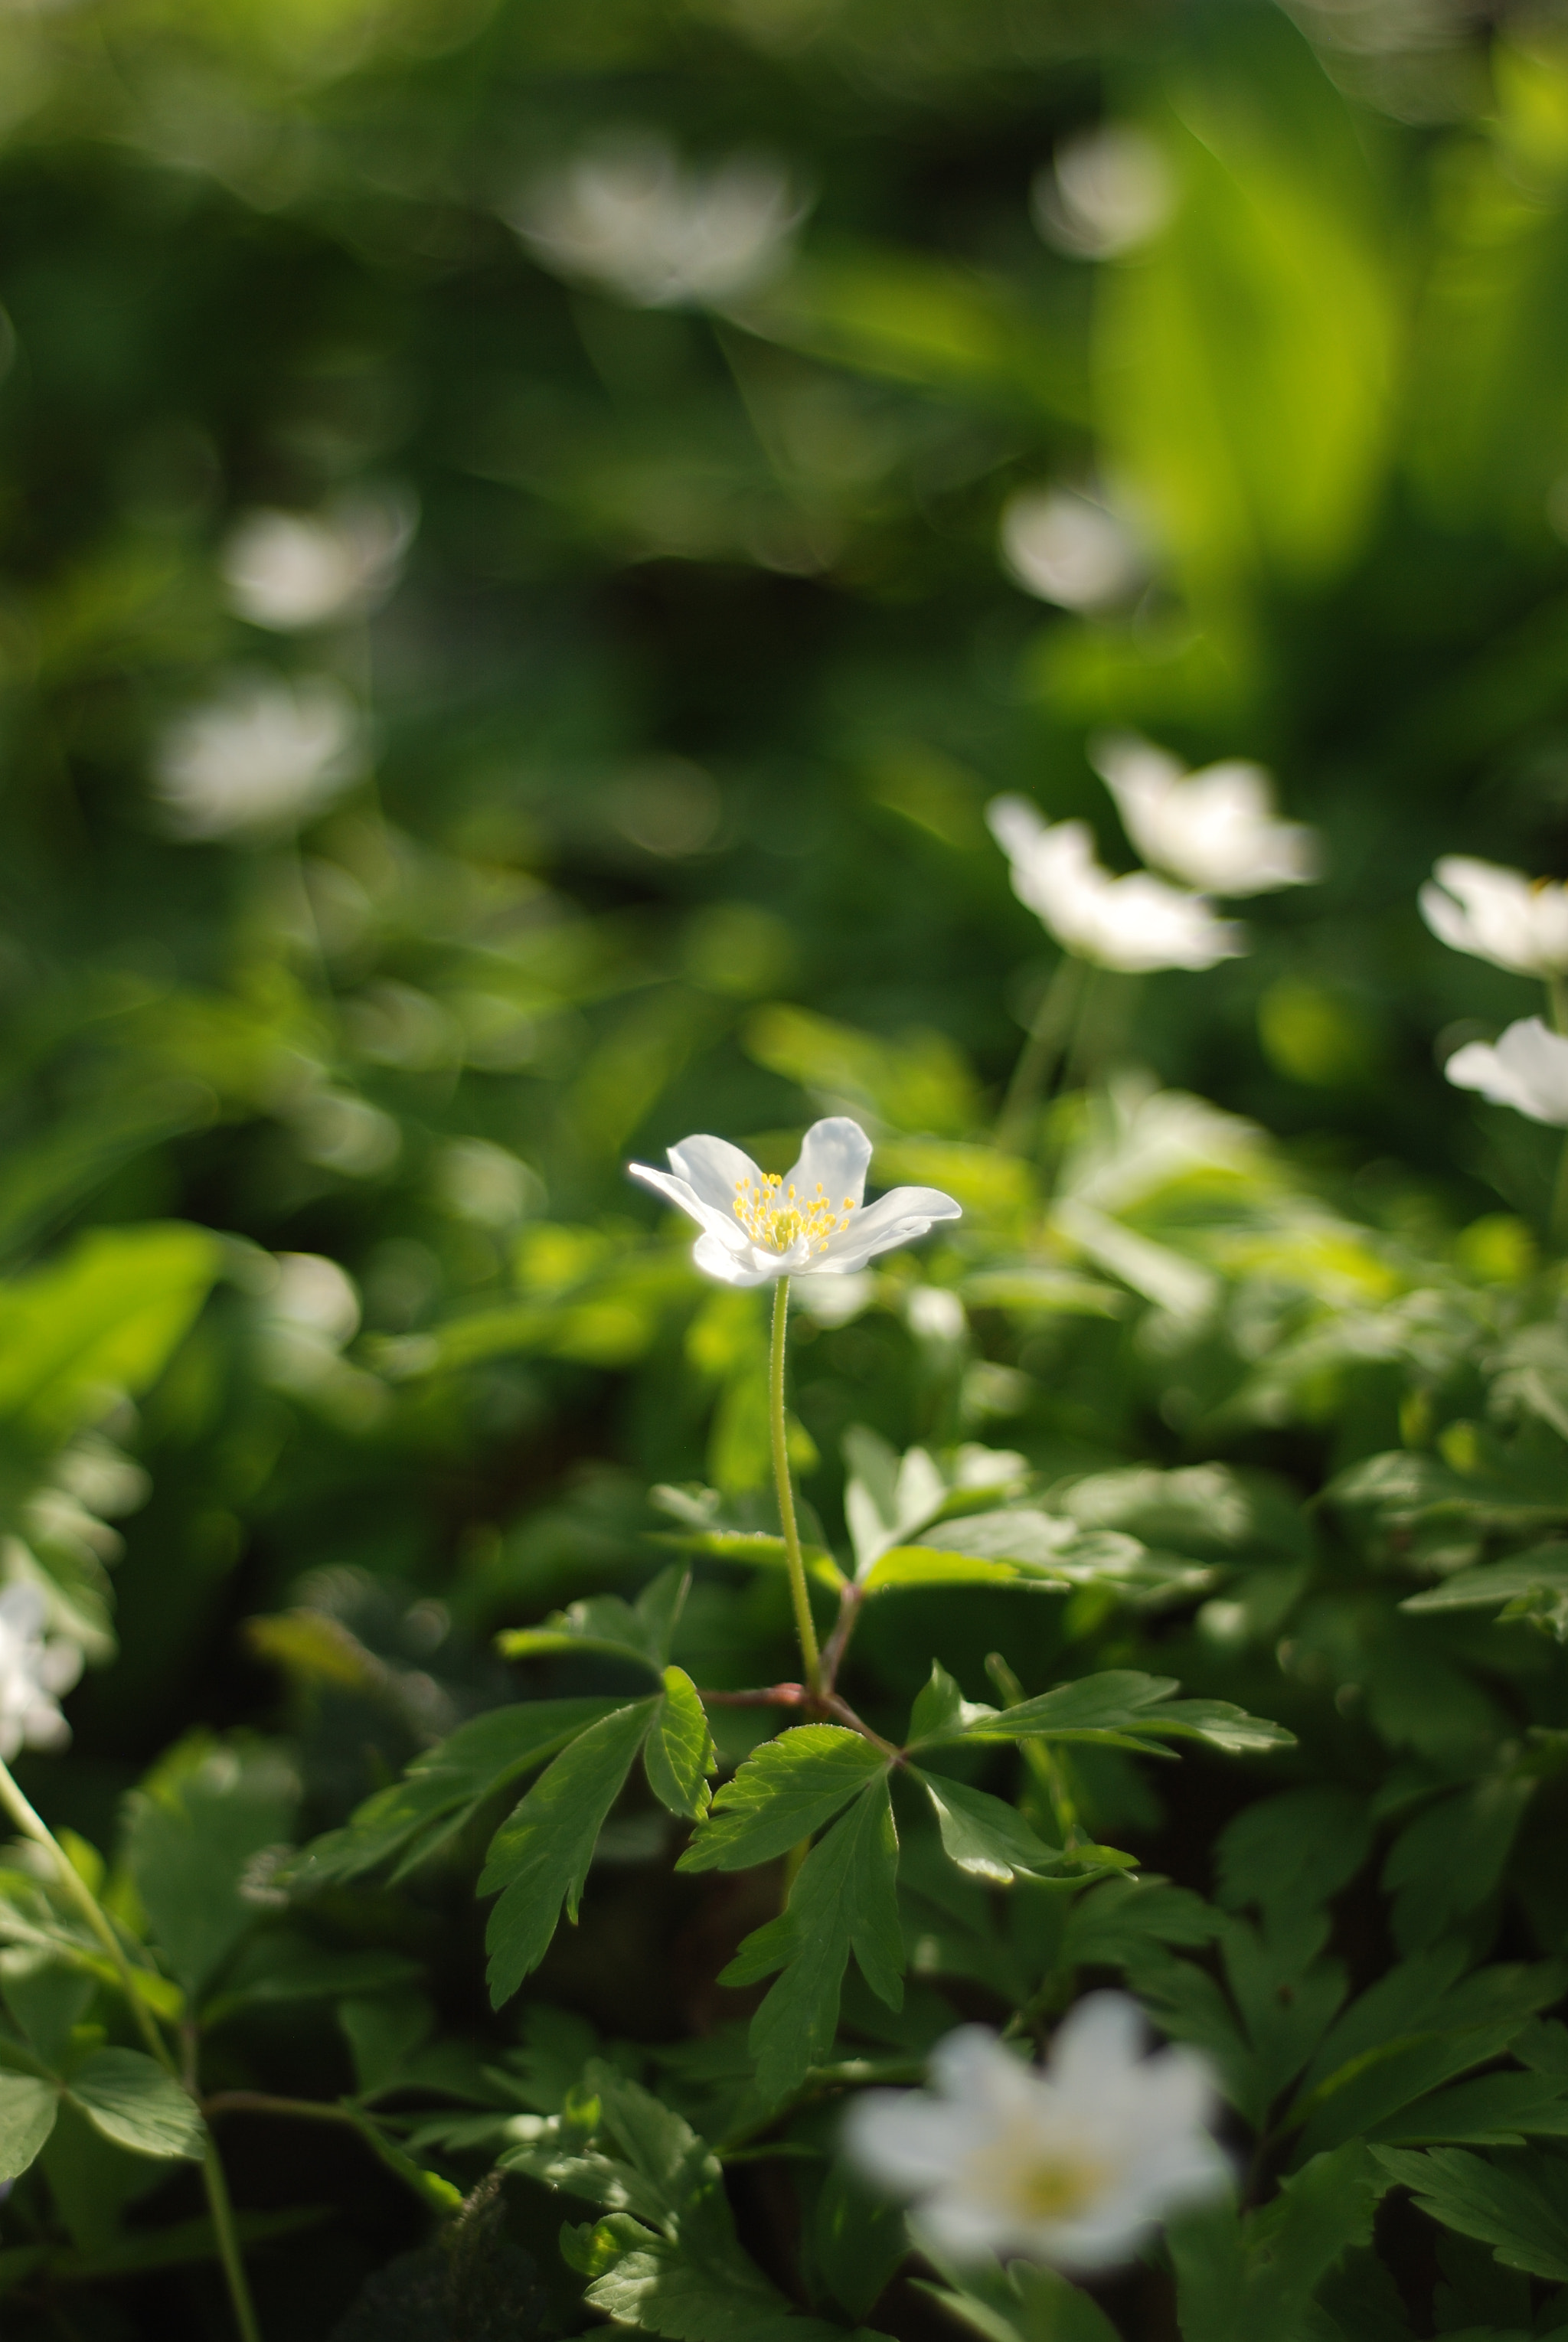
813,1186,962,1273
1048,1991,1145,2097
665,1132,766,1213
844,2092,988,2190
691,1231,783,1286
1447,1017,1568,1125
629,1163,756,1259
782,1118,873,1213
986,793,1050,864
927,2025,1037,2115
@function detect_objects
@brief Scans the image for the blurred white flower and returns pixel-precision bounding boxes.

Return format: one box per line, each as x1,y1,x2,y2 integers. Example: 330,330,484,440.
433,1138,543,1228
153,674,362,840
988,795,1245,972
1031,125,1174,260
845,2000,1226,2270
292,1091,401,1178
1090,733,1321,897
508,131,807,309
1419,856,1568,978
220,487,417,632
0,1584,82,1762
1446,1016,1568,1125
629,1116,960,1287
906,1285,966,1344
1000,488,1145,612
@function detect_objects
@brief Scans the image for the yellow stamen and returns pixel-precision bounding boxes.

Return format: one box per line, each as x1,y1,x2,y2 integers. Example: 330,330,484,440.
733,1171,855,1255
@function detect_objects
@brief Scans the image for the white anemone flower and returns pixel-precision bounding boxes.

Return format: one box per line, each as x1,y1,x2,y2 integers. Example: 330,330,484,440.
1445,1016,1568,1125
152,674,362,841
987,795,1245,973
1031,125,1174,261
846,2001,1227,2271
220,488,417,632
1089,733,1321,897
1000,488,1145,613
508,132,806,310
628,1115,960,1287
0,1585,82,1762
1419,856,1568,979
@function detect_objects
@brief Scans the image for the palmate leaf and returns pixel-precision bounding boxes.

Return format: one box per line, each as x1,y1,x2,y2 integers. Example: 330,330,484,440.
505,2066,880,2342
285,1697,624,1889
722,1779,903,2105
678,1727,888,1874
482,1700,659,2005
123,1736,298,1997
1370,2069,1568,2148
1373,2145,1568,2282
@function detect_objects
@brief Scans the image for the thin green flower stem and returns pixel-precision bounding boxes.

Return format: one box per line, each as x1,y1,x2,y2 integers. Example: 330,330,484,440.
1549,975,1568,1037
201,2143,263,2342
769,1277,822,1696
0,1759,262,2342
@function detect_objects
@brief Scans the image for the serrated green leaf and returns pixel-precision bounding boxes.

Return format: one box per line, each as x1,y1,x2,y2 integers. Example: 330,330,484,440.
66,2050,204,2161
724,1778,903,2105
0,2073,57,2180
482,1699,658,2006
1373,2145,1568,2281
284,1697,623,1889
1170,2142,1385,2342
497,1565,691,1673
678,1726,888,1875
914,1770,1062,1883
645,1667,716,1821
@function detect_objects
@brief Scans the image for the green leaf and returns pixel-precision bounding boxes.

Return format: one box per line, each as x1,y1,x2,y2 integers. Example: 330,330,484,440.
481,1698,658,2005
508,2066,856,2342
122,1736,298,1996
1215,1790,1373,1921
1402,1543,1568,1626
1170,2142,1386,2342
906,1662,994,1746
0,2073,58,2180
1370,2069,1568,2148
496,1565,691,1674
843,1426,949,1576
678,1726,888,1875
724,1778,903,2105
1372,2145,1568,2281
66,2050,204,2161
0,1223,222,1447
286,1697,623,1888
918,2252,1121,2342
811,2160,909,2321
645,1667,716,1821
913,1770,1062,1883
938,1669,1293,1756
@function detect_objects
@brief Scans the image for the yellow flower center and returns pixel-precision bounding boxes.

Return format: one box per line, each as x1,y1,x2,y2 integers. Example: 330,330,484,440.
733,1174,854,1255
969,2135,1109,2226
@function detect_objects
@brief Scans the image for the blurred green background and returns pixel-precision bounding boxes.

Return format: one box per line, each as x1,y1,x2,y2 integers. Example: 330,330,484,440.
0,0,1564,1866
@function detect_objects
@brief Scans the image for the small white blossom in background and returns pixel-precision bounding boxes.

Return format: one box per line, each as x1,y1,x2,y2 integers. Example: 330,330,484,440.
1000,488,1145,613
1090,733,1321,897
1031,124,1174,260
629,1116,959,1287
1419,855,1568,979
220,486,417,632
846,2000,1227,2271
0,1584,83,1762
508,132,808,309
987,795,1245,972
1446,1017,1568,1125
152,673,362,841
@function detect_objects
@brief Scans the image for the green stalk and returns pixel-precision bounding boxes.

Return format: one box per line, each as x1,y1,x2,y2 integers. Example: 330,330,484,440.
996,955,1084,1152
0,1759,262,2342
769,1278,822,1695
